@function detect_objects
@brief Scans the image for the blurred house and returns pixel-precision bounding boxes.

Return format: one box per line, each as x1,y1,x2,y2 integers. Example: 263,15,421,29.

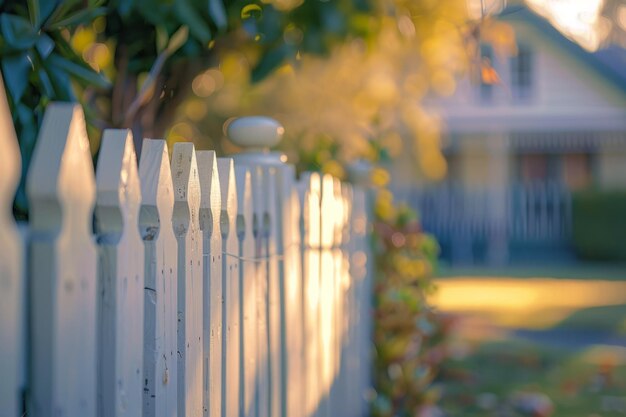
398,6,626,265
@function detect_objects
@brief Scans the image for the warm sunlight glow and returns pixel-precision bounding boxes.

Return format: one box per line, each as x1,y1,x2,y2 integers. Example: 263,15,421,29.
430,278,626,329
526,0,609,51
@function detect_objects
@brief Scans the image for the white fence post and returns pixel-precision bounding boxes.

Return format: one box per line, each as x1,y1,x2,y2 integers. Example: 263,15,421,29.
217,158,241,417
234,166,258,417
298,172,322,417
95,129,144,417
26,103,97,417
196,150,223,417
228,117,304,417
0,71,24,417
138,139,178,417
171,143,203,417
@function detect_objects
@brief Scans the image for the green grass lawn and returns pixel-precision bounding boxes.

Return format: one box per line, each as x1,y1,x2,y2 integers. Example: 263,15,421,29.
436,263,626,281
438,339,626,417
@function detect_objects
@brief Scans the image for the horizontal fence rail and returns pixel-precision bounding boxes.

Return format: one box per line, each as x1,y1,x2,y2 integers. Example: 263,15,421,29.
0,79,373,417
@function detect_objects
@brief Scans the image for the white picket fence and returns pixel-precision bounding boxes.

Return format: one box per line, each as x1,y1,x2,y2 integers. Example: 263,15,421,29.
0,75,373,417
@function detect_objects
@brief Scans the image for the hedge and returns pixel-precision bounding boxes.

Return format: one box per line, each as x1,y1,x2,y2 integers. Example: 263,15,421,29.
572,190,626,261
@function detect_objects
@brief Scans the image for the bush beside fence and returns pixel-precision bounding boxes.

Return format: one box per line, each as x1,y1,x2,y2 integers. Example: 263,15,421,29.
0,75,373,417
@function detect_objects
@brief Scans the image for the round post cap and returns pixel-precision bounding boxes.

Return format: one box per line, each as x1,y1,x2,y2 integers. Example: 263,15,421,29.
226,116,284,151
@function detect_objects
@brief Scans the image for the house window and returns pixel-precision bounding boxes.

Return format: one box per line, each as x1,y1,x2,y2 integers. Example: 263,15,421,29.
562,153,591,190
479,44,494,102
511,44,533,100
518,153,559,183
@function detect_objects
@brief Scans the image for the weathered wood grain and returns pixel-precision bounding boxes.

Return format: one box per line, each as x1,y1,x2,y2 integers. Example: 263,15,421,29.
234,166,257,417
217,158,240,417
139,139,178,417
95,129,144,417
26,103,97,417
196,150,222,417
171,143,203,417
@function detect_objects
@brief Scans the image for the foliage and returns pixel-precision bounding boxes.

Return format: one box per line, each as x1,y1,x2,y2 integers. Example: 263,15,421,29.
369,187,451,416
0,0,377,217
572,190,626,262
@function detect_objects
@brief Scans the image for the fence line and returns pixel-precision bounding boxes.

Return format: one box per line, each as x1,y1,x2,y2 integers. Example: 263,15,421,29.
0,87,373,417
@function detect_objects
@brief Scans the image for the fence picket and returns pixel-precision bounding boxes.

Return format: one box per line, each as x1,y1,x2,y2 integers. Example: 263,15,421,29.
196,150,223,417
0,72,24,417
3,109,371,417
275,166,304,417
217,158,241,417
350,184,373,417
138,139,178,417
298,172,322,417
249,166,270,417
95,129,144,417
261,166,282,417
234,166,258,417
171,143,203,417
26,103,97,417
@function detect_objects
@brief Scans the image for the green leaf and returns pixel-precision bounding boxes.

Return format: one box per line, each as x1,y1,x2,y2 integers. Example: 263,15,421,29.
48,53,111,89
43,58,75,100
208,0,227,31
166,25,189,55
36,33,55,58
1,54,33,102
1,14,39,50
37,68,55,97
173,0,212,44
27,0,41,27
46,7,107,30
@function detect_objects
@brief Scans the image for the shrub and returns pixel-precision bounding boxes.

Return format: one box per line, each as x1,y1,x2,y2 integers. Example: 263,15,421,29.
572,190,626,261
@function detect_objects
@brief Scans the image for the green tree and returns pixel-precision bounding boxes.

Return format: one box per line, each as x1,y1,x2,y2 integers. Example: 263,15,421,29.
0,0,376,217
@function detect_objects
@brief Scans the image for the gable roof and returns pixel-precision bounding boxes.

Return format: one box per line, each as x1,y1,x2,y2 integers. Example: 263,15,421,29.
498,5,626,94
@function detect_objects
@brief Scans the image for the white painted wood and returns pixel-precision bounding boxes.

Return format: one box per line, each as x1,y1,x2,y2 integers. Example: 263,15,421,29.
26,103,97,417
227,117,285,150
139,139,178,417
234,166,257,417
329,178,343,416
275,165,303,417
261,166,282,417
0,71,24,417
318,174,336,417
171,143,203,417
95,129,144,417
249,166,270,417
349,185,372,417
196,151,222,417
297,172,322,417
340,184,357,417
281,165,305,417
217,158,240,417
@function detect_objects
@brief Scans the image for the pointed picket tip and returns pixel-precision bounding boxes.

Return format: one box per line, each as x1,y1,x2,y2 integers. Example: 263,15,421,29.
138,139,174,242
299,172,321,247
196,150,222,233
27,103,95,234
171,142,201,237
234,166,253,239
217,158,238,236
96,129,141,241
0,72,20,208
